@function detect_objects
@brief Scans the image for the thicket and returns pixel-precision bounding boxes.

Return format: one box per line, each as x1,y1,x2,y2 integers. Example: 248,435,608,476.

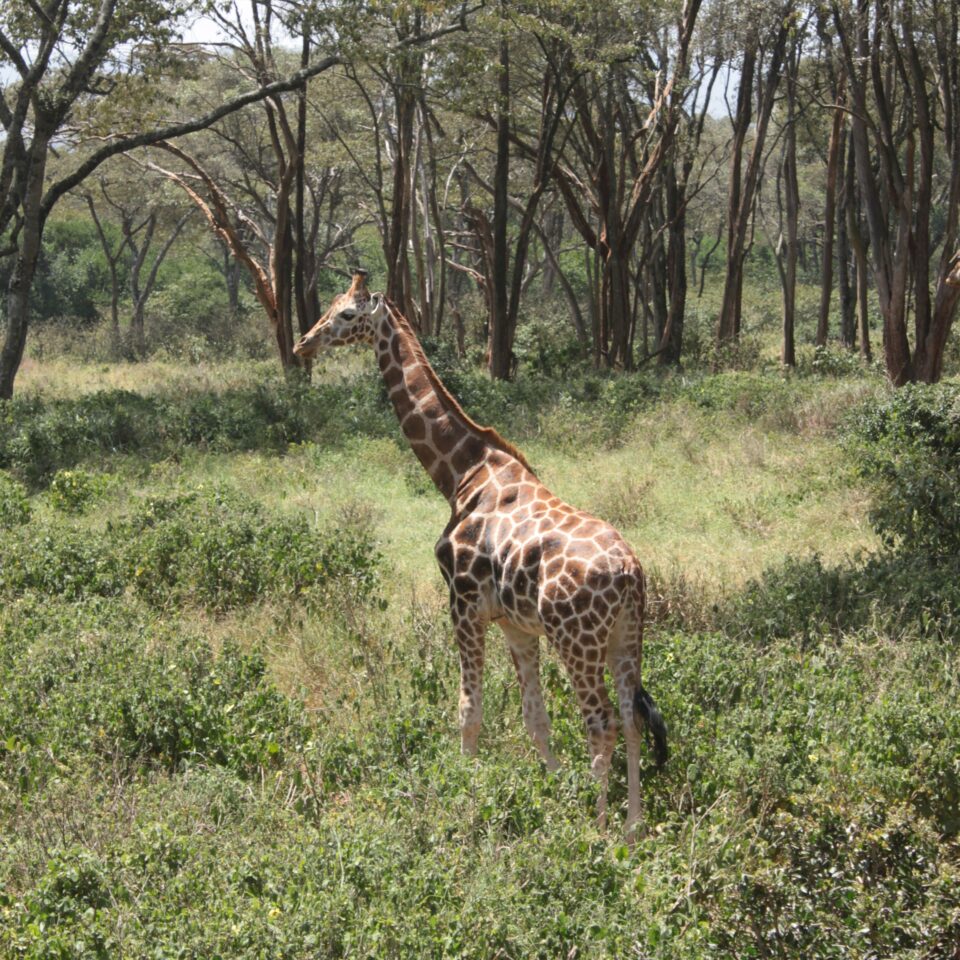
2,599,958,957
3,363,960,957
723,383,960,643
3,341,873,488
0,484,380,610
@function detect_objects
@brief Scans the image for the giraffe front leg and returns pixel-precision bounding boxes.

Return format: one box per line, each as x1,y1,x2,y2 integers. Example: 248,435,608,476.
453,617,486,757
503,627,559,771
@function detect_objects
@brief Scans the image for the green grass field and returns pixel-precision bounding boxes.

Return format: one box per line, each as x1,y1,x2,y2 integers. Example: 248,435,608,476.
2,351,958,958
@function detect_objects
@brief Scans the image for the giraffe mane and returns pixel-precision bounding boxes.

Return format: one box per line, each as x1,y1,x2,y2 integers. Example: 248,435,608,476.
382,297,536,476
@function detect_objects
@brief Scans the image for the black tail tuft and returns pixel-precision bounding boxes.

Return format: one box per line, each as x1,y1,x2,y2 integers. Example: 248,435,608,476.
634,685,668,770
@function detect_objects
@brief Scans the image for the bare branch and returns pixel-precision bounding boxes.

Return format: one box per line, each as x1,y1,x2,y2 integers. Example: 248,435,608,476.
40,54,343,223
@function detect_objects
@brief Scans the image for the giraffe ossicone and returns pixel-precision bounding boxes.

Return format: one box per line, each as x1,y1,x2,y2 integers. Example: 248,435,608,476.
294,271,667,842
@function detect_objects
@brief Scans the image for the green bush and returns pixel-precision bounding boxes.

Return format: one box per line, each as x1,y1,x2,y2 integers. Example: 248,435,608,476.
719,382,960,645
725,554,854,644
0,382,396,486
0,470,30,527
115,487,382,610
0,601,310,780
0,526,126,600
797,343,872,378
48,469,104,514
676,370,798,421
847,382,960,556
0,487,382,610
725,549,960,644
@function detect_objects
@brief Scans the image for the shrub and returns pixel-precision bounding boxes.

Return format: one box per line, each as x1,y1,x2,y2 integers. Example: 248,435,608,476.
796,344,871,378
0,470,30,527
724,553,855,644
110,638,309,774
675,370,800,426
0,390,155,485
48,469,104,514
116,488,381,610
0,382,396,486
847,382,960,557
0,487,382,610
724,548,960,644
0,601,310,779
0,526,126,600
717,383,960,645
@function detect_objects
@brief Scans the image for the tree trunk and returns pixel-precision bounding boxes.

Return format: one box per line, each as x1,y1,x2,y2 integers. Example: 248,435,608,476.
718,21,789,346
781,41,801,368
128,213,155,358
817,81,845,346
85,193,124,356
659,163,688,365
225,243,241,316
1,220,42,400
386,70,419,328
489,26,513,381
0,130,49,400
293,29,312,341
717,47,755,344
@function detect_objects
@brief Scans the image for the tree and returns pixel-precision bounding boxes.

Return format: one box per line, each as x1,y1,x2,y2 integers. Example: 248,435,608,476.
339,1,474,332
814,14,847,347
85,174,192,356
832,0,960,384
0,0,341,398
502,0,703,369
716,2,792,345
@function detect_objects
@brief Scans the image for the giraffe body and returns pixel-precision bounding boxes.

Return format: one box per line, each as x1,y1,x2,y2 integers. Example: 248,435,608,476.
295,272,666,840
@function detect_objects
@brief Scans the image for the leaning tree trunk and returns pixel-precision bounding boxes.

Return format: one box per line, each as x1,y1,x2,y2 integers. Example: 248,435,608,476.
0,122,53,401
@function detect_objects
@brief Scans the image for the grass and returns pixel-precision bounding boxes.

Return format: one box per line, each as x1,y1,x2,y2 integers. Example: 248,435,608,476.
1,349,958,959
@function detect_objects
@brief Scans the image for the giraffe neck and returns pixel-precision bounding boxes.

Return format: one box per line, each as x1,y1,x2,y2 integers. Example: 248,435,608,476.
373,300,526,503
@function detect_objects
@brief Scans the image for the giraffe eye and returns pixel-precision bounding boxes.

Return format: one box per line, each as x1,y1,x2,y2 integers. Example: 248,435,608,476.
341,310,356,320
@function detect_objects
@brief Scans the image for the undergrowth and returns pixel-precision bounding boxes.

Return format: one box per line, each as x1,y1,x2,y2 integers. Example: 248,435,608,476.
1,360,958,958
0,485,381,610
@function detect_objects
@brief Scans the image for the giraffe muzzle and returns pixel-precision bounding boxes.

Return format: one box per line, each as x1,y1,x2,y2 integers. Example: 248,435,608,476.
293,333,317,357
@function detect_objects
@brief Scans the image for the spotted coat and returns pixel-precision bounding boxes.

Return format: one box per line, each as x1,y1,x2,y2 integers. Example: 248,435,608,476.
295,271,664,840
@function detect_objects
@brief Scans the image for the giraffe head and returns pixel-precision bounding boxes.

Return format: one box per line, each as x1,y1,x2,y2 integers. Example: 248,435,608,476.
294,269,382,359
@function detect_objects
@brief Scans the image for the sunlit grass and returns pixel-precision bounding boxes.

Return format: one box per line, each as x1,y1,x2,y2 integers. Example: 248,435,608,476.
5,352,959,959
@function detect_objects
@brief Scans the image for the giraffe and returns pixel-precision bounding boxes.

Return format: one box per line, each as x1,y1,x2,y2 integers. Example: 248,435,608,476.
294,270,667,840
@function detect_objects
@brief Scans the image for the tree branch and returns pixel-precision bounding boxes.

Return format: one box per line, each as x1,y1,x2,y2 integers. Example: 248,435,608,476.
40,53,343,223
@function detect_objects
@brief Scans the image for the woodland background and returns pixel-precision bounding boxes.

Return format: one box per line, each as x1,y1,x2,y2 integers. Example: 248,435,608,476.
3,0,960,389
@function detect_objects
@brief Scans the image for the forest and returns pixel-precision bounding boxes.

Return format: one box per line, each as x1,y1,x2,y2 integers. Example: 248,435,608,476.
2,0,960,957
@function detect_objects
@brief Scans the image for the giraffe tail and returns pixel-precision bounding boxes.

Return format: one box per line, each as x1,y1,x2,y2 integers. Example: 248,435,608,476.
634,685,668,770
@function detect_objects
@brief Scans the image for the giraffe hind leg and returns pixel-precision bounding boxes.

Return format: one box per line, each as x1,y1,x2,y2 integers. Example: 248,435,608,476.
550,627,617,830
611,650,643,844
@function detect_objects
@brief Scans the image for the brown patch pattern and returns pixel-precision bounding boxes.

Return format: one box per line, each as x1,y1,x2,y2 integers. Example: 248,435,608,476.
293,274,660,840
